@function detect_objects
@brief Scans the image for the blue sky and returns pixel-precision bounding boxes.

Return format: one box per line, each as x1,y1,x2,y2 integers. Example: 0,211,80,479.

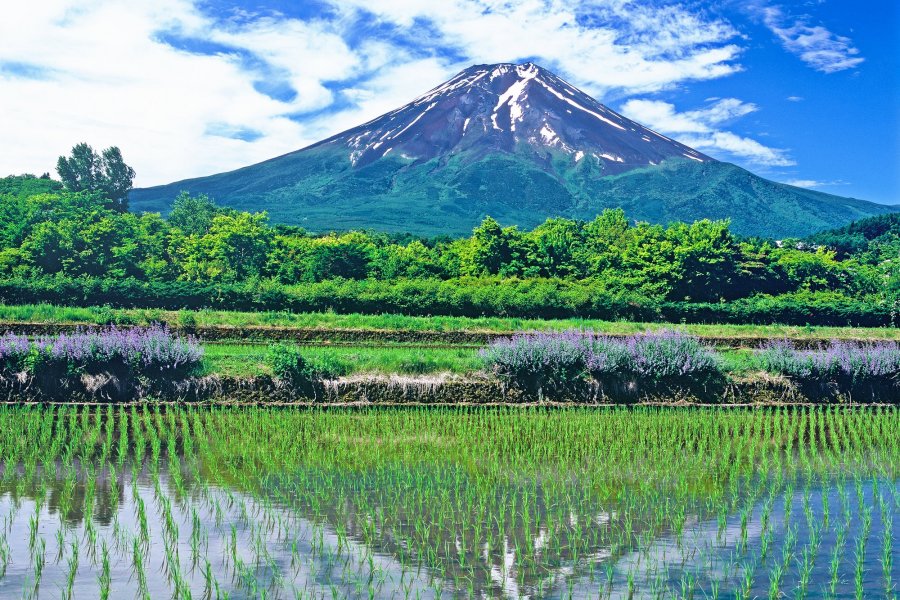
1,0,897,203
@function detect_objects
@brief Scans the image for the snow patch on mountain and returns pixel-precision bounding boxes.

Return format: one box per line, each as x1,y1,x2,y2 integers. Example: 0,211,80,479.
310,61,713,172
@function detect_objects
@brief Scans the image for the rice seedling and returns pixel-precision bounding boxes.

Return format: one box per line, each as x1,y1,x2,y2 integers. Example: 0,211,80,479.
0,405,894,598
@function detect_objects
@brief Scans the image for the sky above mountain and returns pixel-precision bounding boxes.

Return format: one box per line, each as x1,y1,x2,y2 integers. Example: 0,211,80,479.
1,1,897,203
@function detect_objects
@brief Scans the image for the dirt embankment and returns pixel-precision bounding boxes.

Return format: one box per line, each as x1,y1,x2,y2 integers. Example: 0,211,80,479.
1,371,893,406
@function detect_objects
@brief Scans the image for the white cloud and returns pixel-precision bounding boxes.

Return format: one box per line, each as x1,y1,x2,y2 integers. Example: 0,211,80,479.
783,179,847,189
0,0,747,188
0,1,366,186
761,5,863,73
328,0,744,97
786,96,803,102
620,98,794,166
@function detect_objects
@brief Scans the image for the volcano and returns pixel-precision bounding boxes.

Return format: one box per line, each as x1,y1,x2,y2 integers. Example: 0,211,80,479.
130,62,896,238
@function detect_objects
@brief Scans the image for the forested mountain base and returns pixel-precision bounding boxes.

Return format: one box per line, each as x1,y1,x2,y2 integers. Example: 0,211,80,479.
2,174,899,326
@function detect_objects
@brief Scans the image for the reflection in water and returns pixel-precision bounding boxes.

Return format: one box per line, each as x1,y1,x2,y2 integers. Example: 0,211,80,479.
0,406,896,598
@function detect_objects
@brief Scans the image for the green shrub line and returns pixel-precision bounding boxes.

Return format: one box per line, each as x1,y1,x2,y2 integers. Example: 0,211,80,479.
0,276,893,327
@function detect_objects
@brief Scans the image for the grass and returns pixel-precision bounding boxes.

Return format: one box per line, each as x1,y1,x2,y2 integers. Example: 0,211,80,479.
201,343,482,377
1,302,899,340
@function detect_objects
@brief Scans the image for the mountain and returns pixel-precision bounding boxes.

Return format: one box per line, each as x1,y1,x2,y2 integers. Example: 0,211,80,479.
130,62,897,238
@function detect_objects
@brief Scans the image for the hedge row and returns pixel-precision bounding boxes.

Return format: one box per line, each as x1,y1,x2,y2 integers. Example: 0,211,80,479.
0,276,892,327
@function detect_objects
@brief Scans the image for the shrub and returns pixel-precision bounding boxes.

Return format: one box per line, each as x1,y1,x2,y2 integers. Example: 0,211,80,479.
269,344,345,388
0,276,892,326
27,326,203,379
582,336,631,383
0,326,202,401
178,312,197,328
624,331,721,387
269,344,308,385
0,332,30,373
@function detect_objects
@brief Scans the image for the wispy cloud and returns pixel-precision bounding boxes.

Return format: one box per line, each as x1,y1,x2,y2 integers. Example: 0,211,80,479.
328,0,744,97
620,98,794,166
0,0,750,186
761,5,863,73
783,179,847,189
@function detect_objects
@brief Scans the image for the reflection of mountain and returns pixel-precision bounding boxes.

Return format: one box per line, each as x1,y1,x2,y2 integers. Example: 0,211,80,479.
265,465,700,597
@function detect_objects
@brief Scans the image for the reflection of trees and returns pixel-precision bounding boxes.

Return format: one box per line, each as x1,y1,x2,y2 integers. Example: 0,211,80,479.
0,463,124,527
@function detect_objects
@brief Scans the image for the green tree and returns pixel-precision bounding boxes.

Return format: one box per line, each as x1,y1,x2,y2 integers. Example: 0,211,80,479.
177,212,273,282
56,143,135,211
666,220,741,302
580,209,631,276
527,218,585,278
167,192,225,236
470,217,531,276
302,233,374,282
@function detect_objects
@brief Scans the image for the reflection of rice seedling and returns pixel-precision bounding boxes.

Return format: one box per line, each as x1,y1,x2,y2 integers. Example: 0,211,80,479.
767,563,784,600
32,537,45,593
880,501,894,596
0,535,8,580
63,537,79,600
98,540,111,600
854,535,866,600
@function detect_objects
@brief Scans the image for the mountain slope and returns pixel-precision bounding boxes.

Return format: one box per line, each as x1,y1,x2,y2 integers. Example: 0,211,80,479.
130,62,897,238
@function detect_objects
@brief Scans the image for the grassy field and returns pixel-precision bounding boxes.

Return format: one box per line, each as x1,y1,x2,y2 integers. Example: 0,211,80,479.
202,343,484,377
1,303,898,340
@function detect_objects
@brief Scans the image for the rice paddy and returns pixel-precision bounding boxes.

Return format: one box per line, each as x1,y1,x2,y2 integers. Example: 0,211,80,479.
0,406,896,599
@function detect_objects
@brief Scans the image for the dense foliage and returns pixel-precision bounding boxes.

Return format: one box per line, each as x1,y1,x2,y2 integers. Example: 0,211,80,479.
1,173,898,325
268,343,345,388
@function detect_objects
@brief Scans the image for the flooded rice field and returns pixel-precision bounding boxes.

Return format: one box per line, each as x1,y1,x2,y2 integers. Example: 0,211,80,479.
0,406,896,599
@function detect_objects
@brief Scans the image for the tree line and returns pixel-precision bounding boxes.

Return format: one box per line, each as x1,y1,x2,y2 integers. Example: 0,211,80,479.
0,144,898,322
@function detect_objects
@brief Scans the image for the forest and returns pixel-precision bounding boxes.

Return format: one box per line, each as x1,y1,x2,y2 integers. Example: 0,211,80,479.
2,165,899,325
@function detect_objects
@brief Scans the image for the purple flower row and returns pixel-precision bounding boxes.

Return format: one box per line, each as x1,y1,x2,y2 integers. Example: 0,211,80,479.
480,330,721,392
0,326,203,375
758,340,900,383
0,332,30,363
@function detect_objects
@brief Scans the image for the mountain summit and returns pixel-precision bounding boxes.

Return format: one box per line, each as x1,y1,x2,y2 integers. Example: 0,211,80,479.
313,62,710,172
130,62,895,238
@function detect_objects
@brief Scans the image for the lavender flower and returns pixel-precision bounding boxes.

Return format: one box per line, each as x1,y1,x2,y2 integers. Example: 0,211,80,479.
3,326,203,378
481,329,722,396
479,331,588,395
759,340,900,384
0,332,30,371
624,331,720,382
